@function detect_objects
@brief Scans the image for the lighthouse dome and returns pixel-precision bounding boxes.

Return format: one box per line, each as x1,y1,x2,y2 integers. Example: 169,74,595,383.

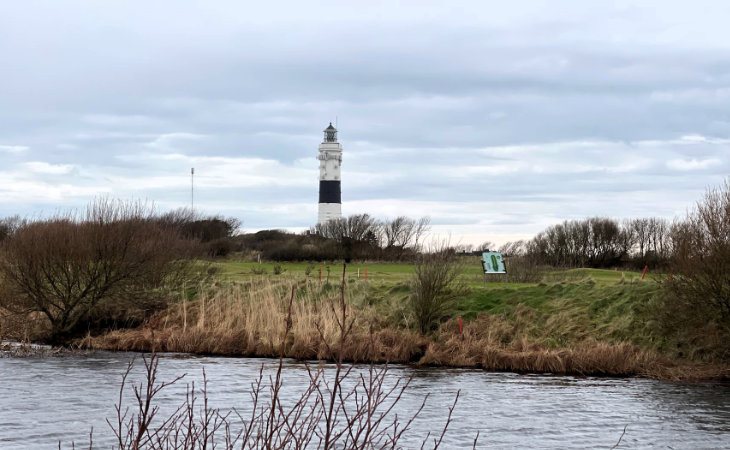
323,123,338,142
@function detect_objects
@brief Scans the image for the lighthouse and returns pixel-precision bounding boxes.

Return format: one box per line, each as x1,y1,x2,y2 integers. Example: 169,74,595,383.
317,123,343,224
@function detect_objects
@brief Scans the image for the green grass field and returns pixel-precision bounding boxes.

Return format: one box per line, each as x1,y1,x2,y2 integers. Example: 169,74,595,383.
215,260,657,287
214,260,421,283
213,260,661,348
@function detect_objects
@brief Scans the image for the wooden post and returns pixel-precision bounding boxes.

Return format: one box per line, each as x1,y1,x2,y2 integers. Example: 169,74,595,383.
504,259,508,288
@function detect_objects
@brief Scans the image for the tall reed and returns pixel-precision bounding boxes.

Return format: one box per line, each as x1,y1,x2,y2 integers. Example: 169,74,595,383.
83,278,426,363
72,264,466,449
80,278,727,380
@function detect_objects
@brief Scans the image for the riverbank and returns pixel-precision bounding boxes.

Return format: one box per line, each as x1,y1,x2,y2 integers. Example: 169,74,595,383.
80,320,729,381
76,276,730,381
0,341,84,358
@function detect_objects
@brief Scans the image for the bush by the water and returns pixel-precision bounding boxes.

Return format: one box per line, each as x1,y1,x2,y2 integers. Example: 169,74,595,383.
0,200,208,343
656,179,730,361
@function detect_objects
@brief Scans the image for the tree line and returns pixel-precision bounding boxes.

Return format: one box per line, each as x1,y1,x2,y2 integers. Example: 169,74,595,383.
236,215,430,262
491,216,675,270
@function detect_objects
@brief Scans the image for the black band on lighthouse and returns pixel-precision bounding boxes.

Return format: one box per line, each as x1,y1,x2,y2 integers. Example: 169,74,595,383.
319,180,341,204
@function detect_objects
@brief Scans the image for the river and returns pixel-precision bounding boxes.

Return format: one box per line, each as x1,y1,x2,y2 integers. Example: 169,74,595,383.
1,352,729,449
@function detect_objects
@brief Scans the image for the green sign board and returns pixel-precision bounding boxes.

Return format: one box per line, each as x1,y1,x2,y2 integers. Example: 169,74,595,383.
482,252,506,274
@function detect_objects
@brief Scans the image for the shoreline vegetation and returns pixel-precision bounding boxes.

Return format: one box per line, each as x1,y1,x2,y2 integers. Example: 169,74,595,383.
73,271,728,382
3,265,729,381
2,180,730,383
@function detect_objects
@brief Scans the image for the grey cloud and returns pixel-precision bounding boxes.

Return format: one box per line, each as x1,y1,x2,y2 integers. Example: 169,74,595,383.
0,1,729,242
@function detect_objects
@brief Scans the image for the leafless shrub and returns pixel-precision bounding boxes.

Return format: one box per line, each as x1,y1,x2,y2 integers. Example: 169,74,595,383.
658,179,730,360
410,245,469,334
157,208,241,258
504,256,545,283
0,199,204,343
492,241,546,282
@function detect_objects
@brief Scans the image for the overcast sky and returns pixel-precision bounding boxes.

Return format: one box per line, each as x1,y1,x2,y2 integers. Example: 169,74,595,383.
1,1,728,244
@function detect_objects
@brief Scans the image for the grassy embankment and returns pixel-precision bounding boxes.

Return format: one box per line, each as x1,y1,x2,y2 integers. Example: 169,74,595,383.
82,261,728,380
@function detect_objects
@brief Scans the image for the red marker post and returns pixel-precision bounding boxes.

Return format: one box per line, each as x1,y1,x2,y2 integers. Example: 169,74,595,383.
319,266,322,283
641,265,648,280
458,316,463,334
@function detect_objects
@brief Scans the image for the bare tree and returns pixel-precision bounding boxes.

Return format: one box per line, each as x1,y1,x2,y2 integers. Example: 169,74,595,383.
618,219,636,258
630,218,651,259
478,240,496,252
647,217,670,258
586,217,623,266
314,213,379,242
382,216,409,248
381,216,431,258
350,213,379,241
498,240,525,257
313,214,429,260
412,216,431,251
527,217,631,268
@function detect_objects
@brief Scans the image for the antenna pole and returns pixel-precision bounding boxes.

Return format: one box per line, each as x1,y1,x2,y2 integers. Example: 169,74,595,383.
191,167,195,210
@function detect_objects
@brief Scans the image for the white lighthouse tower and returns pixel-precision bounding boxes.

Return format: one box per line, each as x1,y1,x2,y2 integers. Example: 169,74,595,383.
317,123,342,224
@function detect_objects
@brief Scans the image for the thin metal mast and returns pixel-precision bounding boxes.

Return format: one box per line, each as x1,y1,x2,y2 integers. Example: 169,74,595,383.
191,167,195,210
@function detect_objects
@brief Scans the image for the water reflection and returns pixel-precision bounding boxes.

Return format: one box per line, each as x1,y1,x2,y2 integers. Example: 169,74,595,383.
641,380,730,432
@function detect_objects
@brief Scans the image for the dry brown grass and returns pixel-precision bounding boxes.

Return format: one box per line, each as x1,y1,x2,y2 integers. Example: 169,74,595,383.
80,278,427,364
420,314,730,380
79,279,729,381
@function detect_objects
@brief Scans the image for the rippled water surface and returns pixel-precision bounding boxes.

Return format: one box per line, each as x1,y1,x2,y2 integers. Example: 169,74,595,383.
1,352,729,448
